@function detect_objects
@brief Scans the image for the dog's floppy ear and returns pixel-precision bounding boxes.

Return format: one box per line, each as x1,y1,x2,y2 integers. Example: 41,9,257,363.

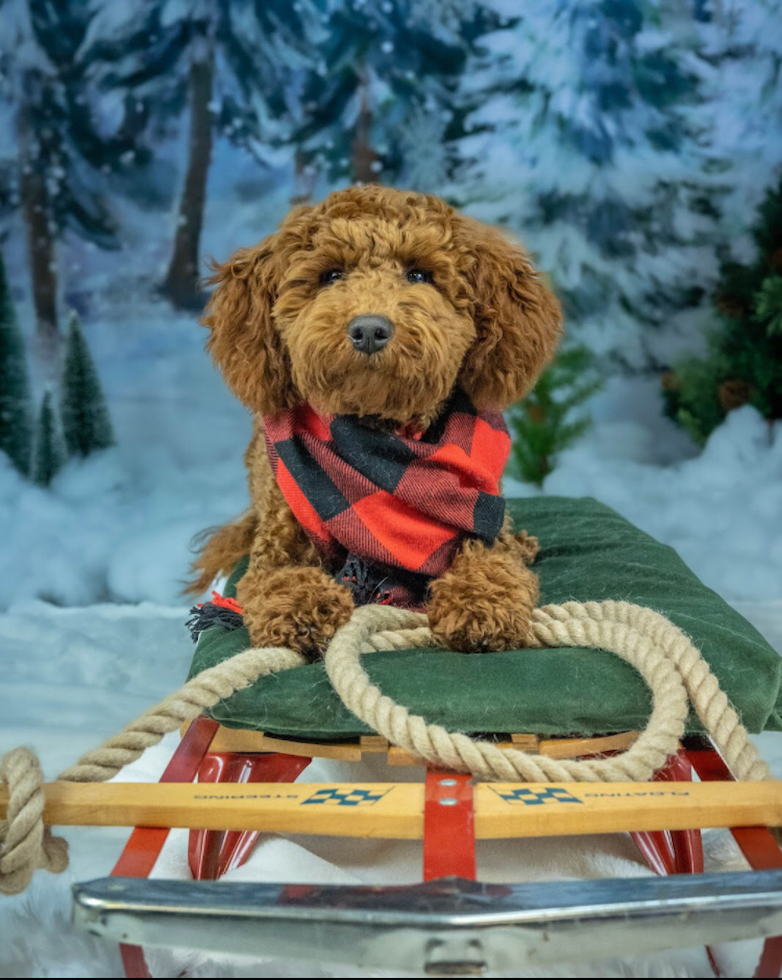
202,237,293,415
455,216,563,410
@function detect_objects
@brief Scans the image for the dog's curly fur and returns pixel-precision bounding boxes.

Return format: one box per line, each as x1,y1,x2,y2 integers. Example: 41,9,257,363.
188,185,562,655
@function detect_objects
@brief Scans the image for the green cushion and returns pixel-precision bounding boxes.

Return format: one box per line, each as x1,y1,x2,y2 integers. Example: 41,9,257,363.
188,497,782,739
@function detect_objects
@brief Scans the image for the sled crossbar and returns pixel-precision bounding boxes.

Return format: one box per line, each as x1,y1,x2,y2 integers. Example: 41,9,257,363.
5,779,782,838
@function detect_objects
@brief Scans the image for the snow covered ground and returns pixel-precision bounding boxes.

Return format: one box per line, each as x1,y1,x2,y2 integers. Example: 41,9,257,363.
1,291,782,977
508,376,782,604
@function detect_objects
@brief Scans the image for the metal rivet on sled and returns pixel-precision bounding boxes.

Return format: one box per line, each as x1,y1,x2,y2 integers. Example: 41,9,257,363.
439,797,458,806
439,778,457,787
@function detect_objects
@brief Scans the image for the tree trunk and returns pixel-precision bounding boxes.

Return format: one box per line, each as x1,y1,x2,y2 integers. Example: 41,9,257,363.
290,148,316,205
17,92,58,361
352,79,378,184
162,41,214,310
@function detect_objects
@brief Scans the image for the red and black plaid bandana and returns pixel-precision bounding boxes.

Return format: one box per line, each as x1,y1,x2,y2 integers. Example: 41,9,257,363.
263,389,510,607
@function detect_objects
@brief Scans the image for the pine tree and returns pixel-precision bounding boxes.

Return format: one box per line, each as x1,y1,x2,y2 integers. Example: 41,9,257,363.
32,389,65,487
507,346,602,486
0,0,138,356
82,0,322,309
60,309,114,457
697,0,782,226
664,175,782,444
293,0,488,187
451,0,724,369
0,249,33,475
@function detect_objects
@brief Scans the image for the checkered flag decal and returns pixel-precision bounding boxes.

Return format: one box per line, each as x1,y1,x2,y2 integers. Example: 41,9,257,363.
302,788,387,807
497,787,583,806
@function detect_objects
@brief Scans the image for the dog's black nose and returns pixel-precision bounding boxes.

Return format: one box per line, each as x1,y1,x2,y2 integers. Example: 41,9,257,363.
348,314,394,355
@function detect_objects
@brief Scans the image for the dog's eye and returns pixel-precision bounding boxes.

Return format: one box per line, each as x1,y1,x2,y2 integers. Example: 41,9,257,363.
406,269,433,285
319,269,345,285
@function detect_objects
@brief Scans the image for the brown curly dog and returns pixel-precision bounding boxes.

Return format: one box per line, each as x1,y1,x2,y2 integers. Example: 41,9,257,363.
187,185,562,656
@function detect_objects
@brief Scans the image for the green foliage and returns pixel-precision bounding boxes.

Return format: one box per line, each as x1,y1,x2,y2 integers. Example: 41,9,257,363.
506,346,602,486
664,174,782,445
60,310,115,458
0,251,33,475
756,276,782,337
32,391,65,488
662,349,725,446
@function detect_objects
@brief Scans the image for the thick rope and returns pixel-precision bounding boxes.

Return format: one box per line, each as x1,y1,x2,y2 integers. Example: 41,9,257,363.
0,749,68,895
0,600,768,895
325,603,768,784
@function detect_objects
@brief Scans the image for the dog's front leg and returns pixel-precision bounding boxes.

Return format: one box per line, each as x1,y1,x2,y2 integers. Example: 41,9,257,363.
426,531,539,653
238,562,354,657
236,460,354,657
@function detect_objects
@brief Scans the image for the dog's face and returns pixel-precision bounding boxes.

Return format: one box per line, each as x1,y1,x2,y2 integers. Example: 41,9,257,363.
204,186,562,423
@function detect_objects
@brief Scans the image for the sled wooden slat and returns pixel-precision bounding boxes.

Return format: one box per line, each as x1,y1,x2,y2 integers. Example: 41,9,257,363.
5,780,782,840
180,722,541,762
178,721,639,765
538,730,638,758
386,734,541,766
200,726,364,760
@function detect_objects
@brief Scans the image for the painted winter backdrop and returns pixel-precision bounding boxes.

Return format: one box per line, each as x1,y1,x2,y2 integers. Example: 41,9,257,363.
1,0,782,977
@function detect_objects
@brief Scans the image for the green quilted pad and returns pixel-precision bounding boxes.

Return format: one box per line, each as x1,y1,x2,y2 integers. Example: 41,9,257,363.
188,497,782,738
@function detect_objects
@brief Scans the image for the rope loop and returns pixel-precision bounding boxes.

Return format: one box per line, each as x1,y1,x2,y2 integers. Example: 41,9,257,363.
0,748,68,895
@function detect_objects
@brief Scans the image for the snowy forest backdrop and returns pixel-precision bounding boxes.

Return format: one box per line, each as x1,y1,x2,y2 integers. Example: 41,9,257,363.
3,0,782,362
2,3,782,976
1,0,781,608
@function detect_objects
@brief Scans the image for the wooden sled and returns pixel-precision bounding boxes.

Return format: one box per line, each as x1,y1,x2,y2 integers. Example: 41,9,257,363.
54,499,782,976
62,717,782,978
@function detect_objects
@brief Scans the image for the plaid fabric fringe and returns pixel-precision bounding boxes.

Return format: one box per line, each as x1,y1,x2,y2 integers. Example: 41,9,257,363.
187,592,244,642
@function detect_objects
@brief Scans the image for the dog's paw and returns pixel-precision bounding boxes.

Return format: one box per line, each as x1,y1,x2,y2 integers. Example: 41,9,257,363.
426,547,539,653
512,530,540,566
237,566,354,657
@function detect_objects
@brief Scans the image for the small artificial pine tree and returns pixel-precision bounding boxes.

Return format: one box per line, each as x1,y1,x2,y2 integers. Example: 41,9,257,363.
0,250,33,475
60,310,115,457
663,175,782,445
32,391,65,488
506,346,602,487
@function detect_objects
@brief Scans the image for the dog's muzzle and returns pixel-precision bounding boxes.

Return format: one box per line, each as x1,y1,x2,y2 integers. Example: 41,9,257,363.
348,314,394,355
